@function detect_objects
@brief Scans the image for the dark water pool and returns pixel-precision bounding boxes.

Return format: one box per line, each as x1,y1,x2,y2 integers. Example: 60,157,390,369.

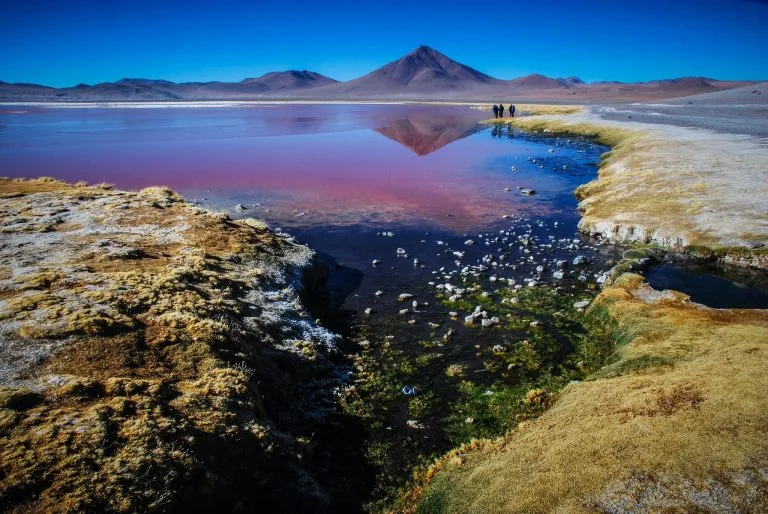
645,263,768,309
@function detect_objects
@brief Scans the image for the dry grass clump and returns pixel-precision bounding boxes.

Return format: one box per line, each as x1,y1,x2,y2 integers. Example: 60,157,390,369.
411,273,768,513
0,178,337,512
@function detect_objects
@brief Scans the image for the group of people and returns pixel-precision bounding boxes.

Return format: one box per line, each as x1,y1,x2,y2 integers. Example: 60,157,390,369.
492,103,515,119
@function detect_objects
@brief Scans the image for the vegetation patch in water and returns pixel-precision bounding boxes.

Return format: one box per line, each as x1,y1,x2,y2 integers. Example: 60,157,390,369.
342,280,618,512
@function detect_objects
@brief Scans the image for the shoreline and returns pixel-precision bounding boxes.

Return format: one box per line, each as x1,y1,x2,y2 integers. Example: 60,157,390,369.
483,107,768,269
2,99,767,512
409,106,768,511
0,178,361,512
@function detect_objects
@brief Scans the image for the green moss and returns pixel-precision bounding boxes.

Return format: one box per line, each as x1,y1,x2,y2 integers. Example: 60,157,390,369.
593,354,675,379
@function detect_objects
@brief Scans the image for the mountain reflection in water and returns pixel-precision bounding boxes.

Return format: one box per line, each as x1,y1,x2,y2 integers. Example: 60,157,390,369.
0,104,600,232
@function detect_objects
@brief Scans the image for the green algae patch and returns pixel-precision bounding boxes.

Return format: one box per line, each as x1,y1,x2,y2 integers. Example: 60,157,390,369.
341,281,618,512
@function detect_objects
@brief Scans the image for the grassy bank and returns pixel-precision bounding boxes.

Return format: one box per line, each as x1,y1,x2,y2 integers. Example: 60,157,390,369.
411,273,768,512
483,111,768,269
338,276,618,512
0,178,364,512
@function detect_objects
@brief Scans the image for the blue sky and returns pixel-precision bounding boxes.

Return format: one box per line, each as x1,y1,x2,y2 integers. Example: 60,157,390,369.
1,0,767,87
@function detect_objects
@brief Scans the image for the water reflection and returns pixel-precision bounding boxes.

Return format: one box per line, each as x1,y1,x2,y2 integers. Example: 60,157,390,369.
373,109,485,156
0,104,601,233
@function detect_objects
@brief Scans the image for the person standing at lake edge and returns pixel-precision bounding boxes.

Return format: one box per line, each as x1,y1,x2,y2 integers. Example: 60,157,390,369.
499,104,505,118
511,104,516,118
492,104,499,118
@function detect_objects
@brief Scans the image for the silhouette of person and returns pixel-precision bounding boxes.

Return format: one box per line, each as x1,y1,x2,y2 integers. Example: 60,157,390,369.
499,104,505,118
492,125,500,138
511,104,516,118
492,104,499,119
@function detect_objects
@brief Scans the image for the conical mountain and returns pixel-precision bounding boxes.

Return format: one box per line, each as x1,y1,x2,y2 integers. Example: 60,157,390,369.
319,45,499,95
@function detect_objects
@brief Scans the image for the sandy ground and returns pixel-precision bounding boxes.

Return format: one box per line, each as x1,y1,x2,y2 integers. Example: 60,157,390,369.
592,82,768,138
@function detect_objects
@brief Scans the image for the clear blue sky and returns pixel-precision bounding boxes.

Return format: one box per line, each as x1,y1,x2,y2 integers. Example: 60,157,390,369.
2,0,767,87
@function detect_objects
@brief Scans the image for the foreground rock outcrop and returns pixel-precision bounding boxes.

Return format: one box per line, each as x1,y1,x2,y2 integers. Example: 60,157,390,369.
414,273,768,512
0,178,348,512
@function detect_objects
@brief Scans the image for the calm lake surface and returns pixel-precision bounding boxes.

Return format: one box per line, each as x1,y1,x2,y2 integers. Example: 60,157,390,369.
0,104,615,308
2,103,765,312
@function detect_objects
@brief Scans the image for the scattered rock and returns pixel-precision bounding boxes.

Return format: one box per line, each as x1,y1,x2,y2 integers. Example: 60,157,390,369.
572,255,589,266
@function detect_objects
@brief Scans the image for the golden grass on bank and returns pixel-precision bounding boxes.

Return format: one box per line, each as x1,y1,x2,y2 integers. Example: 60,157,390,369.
413,274,768,513
481,104,585,117
482,111,768,267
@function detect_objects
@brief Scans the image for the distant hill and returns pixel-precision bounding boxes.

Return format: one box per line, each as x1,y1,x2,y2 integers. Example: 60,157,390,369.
0,46,758,102
241,70,338,91
507,74,569,90
0,71,339,102
558,76,585,86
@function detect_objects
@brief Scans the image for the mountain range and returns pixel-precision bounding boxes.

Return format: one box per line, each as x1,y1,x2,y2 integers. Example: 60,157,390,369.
0,45,757,102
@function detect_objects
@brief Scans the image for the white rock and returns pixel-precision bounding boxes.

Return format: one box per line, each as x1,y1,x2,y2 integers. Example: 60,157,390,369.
573,300,591,309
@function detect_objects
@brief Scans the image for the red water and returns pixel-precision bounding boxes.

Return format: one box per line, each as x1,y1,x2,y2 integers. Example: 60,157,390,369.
0,104,596,231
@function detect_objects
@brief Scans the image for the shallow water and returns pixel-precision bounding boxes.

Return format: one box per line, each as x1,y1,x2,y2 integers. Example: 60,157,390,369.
0,103,616,299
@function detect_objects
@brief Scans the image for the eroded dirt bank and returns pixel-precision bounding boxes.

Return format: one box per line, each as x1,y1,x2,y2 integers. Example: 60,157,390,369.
0,178,367,512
